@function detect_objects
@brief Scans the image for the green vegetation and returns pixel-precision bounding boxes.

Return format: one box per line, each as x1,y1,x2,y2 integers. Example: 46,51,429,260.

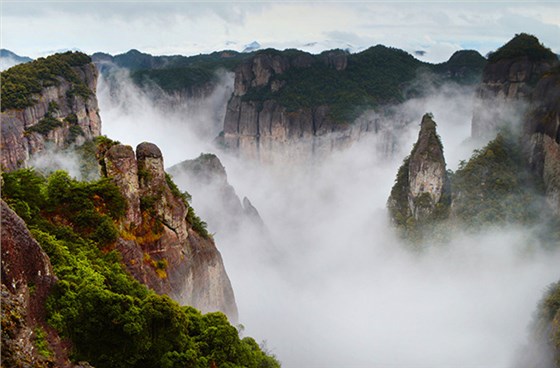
488,33,558,63
451,132,544,227
103,49,247,93
34,326,54,358
431,50,486,85
132,62,235,93
1,51,92,111
533,281,560,362
388,155,412,228
64,113,78,124
242,46,425,123
186,206,210,239
25,117,62,136
1,168,280,368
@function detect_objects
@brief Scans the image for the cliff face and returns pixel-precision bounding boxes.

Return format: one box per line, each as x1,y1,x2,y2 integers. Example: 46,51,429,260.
470,34,560,213
471,34,559,139
168,153,265,234
219,51,347,159
1,55,101,171
103,143,238,321
525,67,560,214
0,201,71,367
388,114,449,228
219,46,486,161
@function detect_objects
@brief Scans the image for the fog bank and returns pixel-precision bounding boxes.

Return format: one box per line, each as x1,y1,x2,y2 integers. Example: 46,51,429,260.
99,74,560,367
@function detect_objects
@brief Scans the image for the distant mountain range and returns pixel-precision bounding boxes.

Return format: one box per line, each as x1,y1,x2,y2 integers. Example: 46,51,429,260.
0,49,32,70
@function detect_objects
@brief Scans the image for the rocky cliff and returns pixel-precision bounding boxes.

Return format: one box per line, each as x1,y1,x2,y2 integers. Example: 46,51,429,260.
218,46,486,161
168,153,265,234
218,49,348,160
469,34,560,214
1,52,101,171
0,200,81,368
525,66,560,214
471,33,558,139
102,142,238,321
388,113,449,231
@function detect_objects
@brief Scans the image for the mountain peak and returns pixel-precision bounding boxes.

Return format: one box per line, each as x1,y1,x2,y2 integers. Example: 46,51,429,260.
242,41,261,53
488,33,558,63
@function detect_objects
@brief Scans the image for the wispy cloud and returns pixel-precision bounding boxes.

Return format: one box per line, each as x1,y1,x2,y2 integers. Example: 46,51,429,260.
1,2,558,61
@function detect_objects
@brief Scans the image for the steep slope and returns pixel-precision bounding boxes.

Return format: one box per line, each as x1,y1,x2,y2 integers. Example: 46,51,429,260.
387,113,450,237
1,52,101,171
1,168,277,368
102,142,238,320
469,33,560,214
168,153,265,235
1,200,74,367
471,33,558,138
218,46,484,159
525,66,560,214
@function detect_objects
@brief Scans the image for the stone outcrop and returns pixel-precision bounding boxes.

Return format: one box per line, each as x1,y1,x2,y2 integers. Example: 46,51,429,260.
388,113,449,226
471,34,558,138
1,57,101,171
103,143,238,321
104,144,142,226
168,153,265,234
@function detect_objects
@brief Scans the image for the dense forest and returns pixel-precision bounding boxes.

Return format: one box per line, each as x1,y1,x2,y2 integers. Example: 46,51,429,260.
2,160,280,368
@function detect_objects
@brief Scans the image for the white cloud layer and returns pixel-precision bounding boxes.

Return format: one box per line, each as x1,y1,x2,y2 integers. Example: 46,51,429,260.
96,68,560,368
2,1,559,62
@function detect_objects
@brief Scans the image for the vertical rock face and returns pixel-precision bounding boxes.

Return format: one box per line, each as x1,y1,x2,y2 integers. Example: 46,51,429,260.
104,144,142,226
136,142,189,243
471,34,558,139
388,114,449,225
525,68,560,214
103,143,238,321
469,34,560,214
219,50,357,161
407,115,449,218
1,201,56,322
1,55,101,171
0,200,64,367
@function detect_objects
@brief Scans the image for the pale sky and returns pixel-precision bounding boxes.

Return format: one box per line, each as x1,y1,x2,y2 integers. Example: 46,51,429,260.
1,1,559,63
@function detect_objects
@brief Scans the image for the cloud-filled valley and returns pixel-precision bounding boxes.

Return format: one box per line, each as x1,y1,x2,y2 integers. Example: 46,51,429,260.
97,69,560,367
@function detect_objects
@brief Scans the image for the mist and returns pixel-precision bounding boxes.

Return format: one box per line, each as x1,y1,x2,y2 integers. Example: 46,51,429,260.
99,73,560,367
97,67,233,166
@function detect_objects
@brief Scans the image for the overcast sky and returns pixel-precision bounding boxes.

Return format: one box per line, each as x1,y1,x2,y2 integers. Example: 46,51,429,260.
1,1,559,63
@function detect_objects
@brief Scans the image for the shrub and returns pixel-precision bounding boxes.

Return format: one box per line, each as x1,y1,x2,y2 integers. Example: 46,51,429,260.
25,116,62,136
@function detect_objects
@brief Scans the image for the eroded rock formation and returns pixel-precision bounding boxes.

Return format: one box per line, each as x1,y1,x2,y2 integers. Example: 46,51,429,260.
103,143,238,321
388,113,449,226
1,55,101,171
